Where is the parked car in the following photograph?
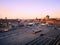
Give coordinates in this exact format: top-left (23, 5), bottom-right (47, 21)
top-left (0, 27), bottom-right (10, 32)
top-left (32, 29), bottom-right (42, 34)
top-left (26, 23), bottom-right (35, 26)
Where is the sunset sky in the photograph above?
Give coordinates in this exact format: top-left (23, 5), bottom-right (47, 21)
top-left (0, 0), bottom-right (60, 19)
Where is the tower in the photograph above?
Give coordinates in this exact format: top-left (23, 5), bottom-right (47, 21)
top-left (45, 15), bottom-right (49, 20)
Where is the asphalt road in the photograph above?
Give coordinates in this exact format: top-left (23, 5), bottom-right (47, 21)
top-left (0, 25), bottom-right (60, 45)
top-left (0, 26), bottom-right (41, 45)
